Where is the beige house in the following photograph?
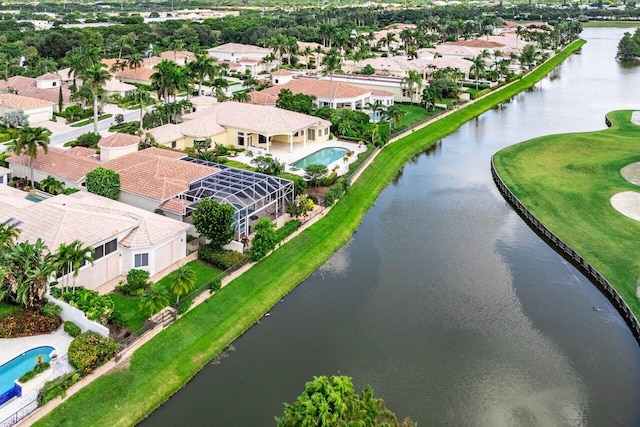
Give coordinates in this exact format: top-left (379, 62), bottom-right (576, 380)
top-left (0, 94), bottom-right (54, 124)
top-left (0, 190), bottom-right (189, 292)
top-left (0, 73), bottom-right (73, 113)
top-left (150, 101), bottom-right (331, 153)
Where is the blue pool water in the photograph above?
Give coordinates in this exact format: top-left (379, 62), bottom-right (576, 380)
top-left (0, 346), bottom-right (54, 396)
top-left (290, 147), bottom-right (349, 169)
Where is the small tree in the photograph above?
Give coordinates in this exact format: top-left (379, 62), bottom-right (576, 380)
top-left (304, 164), bottom-right (328, 187)
top-left (86, 167), bottom-right (120, 200)
top-left (286, 194), bottom-right (313, 219)
top-left (192, 199), bottom-right (235, 249)
top-left (2, 110), bottom-right (29, 128)
top-left (64, 104), bottom-right (83, 123)
top-left (139, 282), bottom-right (170, 317)
top-left (249, 218), bottom-right (277, 261)
top-left (169, 265), bottom-right (196, 303)
top-left (276, 376), bottom-right (416, 427)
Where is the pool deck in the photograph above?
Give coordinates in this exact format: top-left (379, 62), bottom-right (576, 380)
top-left (0, 328), bottom-right (74, 421)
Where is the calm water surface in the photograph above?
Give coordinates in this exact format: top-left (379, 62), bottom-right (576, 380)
top-left (143, 28), bottom-right (640, 426)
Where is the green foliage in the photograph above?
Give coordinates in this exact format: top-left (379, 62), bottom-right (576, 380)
top-left (286, 195), bottom-right (313, 219)
top-left (40, 301), bottom-right (62, 318)
top-left (64, 321), bottom-right (82, 338)
top-left (304, 164), bottom-right (329, 186)
top-left (251, 154), bottom-right (286, 176)
top-left (18, 362), bottom-right (51, 383)
top-left (85, 167), bottom-right (120, 200)
top-left (276, 375), bottom-right (415, 427)
top-left (117, 269), bottom-right (150, 296)
top-left (177, 298), bottom-right (193, 315)
top-left (192, 199), bottom-right (235, 249)
top-left (249, 218), bottom-right (277, 261)
top-left (0, 311), bottom-right (62, 338)
top-left (38, 372), bottom-right (82, 407)
top-left (169, 266), bottom-right (196, 303)
top-left (278, 173), bottom-right (307, 196)
top-left (2, 110), bottom-right (29, 128)
top-left (617, 29), bottom-right (640, 62)
top-left (317, 171), bottom-right (338, 187)
top-left (68, 331), bottom-right (119, 376)
top-left (59, 288), bottom-right (114, 325)
top-left (139, 283), bottom-right (170, 318)
top-left (276, 88), bottom-right (316, 115)
top-left (208, 278), bottom-right (222, 293)
top-left (198, 246), bottom-right (249, 270)
top-left (108, 121), bottom-right (140, 135)
top-left (74, 132), bottom-right (101, 148)
top-left (274, 220), bottom-right (301, 242)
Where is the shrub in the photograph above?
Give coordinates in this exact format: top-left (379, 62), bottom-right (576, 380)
top-left (324, 185), bottom-right (344, 207)
top-left (40, 301), bottom-right (62, 318)
top-left (38, 372), bottom-right (82, 406)
top-left (64, 321), bottom-right (82, 337)
top-left (249, 218), bottom-right (277, 261)
top-left (0, 311), bottom-right (62, 338)
top-left (85, 167), bottom-right (120, 200)
top-left (278, 173), bottom-right (307, 196)
top-left (68, 332), bottom-right (119, 376)
top-left (208, 278), bottom-right (221, 292)
top-left (198, 246), bottom-right (249, 270)
top-left (192, 199), bottom-right (235, 249)
top-left (59, 288), bottom-right (114, 325)
top-left (18, 362), bottom-right (50, 383)
top-left (116, 269), bottom-right (149, 296)
top-left (274, 220), bottom-right (301, 242)
top-left (177, 298), bottom-right (192, 315)
top-left (317, 172), bottom-right (338, 187)
top-left (74, 132), bottom-right (101, 148)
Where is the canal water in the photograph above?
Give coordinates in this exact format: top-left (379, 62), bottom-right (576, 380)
top-left (143, 28), bottom-right (640, 426)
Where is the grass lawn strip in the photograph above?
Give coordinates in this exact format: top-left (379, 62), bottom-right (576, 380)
top-left (493, 110), bottom-right (640, 318)
top-left (34, 40), bottom-right (585, 427)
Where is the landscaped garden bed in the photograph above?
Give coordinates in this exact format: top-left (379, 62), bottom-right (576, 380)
top-left (0, 310), bottom-right (62, 338)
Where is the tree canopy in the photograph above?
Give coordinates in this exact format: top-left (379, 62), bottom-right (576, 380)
top-left (617, 29), bottom-right (640, 62)
top-left (192, 199), bottom-right (236, 249)
top-left (276, 375), bottom-right (415, 427)
top-left (86, 167), bottom-right (120, 200)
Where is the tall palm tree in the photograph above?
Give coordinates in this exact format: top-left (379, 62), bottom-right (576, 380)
top-left (385, 104), bottom-right (405, 137)
top-left (302, 46), bottom-right (313, 69)
top-left (151, 59), bottom-right (177, 102)
top-left (169, 265), bottom-right (195, 303)
top-left (189, 53), bottom-right (216, 96)
top-left (139, 283), bottom-right (170, 317)
top-left (127, 53), bottom-right (144, 84)
top-left (401, 70), bottom-right (422, 105)
top-left (81, 63), bottom-right (110, 133)
top-left (321, 49), bottom-right (342, 108)
top-left (5, 239), bottom-right (54, 308)
top-left (285, 36), bottom-right (298, 66)
top-left (132, 87), bottom-right (151, 131)
top-left (268, 34), bottom-right (288, 69)
top-left (233, 91), bottom-right (250, 103)
top-left (13, 126), bottom-right (49, 187)
top-left (68, 240), bottom-right (94, 293)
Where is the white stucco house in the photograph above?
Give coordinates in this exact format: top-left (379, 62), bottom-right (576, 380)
top-left (0, 93), bottom-right (54, 124)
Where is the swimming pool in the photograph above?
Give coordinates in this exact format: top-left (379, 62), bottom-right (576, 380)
top-left (290, 147), bottom-right (349, 170)
top-left (0, 346), bottom-right (54, 405)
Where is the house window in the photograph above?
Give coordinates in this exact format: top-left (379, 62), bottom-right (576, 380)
top-left (0, 176), bottom-right (3, 184)
top-left (104, 239), bottom-right (117, 256)
top-left (237, 132), bottom-right (245, 146)
top-left (275, 78), bottom-right (279, 84)
top-left (93, 245), bottom-right (104, 260)
top-left (134, 253), bottom-right (149, 268)
top-left (171, 141), bottom-right (177, 148)
top-left (308, 129), bottom-right (315, 141)
top-left (258, 134), bottom-right (267, 145)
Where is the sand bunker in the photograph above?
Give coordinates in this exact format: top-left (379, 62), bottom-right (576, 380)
top-left (611, 191), bottom-right (640, 222)
top-left (632, 111), bottom-right (640, 126)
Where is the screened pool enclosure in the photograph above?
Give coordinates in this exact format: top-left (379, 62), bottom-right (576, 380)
top-left (181, 158), bottom-right (294, 240)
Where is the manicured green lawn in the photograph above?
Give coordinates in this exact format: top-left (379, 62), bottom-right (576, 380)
top-left (493, 109), bottom-right (640, 317)
top-left (110, 294), bottom-right (147, 332)
top-left (34, 40), bottom-right (585, 427)
top-left (70, 114), bottom-right (113, 128)
top-left (110, 260), bottom-right (221, 331)
top-left (0, 301), bottom-right (22, 317)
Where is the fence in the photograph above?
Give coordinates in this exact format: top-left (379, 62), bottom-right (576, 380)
top-left (491, 158), bottom-right (640, 344)
top-left (0, 398), bottom-right (37, 427)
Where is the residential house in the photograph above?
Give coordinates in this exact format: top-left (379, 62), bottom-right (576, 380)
top-left (0, 73), bottom-right (72, 113)
top-left (0, 94), bottom-right (54, 124)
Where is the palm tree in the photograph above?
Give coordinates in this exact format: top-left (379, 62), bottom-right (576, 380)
top-left (401, 70), bottom-right (422, 105)
top-left (169, 266), bottom-right (196, 303)
top-left (285, 36), bottom-right (298, 66)
top-left (127, 53), bottom-right (144, 84)
top-left (54, 240), bottom-right (93, 293)
top-left (189, 53), bottom-right (216, 96)
top-left (321, 49), bottom-right (342, 108)
top-left (39, 176), bottom-right (64, 195)
top-left (471, 54), bottom-right (486, 89)
top-left (385, 104), bottom-right (405, 136)
top-left (233, 91), bottom-right (250, 103)
top-left (151, 59), bottom-right (177, 102)
top-left (370, 122), bottom-right (382, 147)
top-left (379, 32), bottom-right (397, 54)
top-left (132, 87), bottom-right (151, 131)
top-left (268, 34), bottom-right (288, 69)
top-left (139, 282), bottom-right (170, 317)
top-left (81, 63), bottom-right (110, 134)
top-left (302, 46), bottom-right (313, 69)
top-left (13, 126), bottom-right (49, 187)
top-left (5, 239), bottom-right (54, 308)
top-left (0, 222), bottom-right (20, 249)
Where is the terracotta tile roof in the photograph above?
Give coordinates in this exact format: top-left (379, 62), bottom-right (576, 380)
top-left (6, 146), bottom-right (99, 183)
top-left (180, 119), bottom-right (226, 138)
top-left (160, 50), bottom-right (196, 61)
top-left (15, 86), bottom-right (72, 105)
top-left (271, 69), bottom-right (293, 76)
top-left (261, 79), bottom-right (371, 100)
top-left (0, 76), bottom-right (36, 92)
top-left (449, 39), bottom-right (506, 48)
top-left (98, 133), bottom-right (140, 148)
top-left (189, 96), bottom-right (217, 106)
top-left (0, 184), bottom-right (29, 200)
top-left (103, 77), bottom-right (136, 93)
top-left (371, 89), bottom-right (394, 97)
top-left (0, 191), bottom-right (189, 251)
top-left (238, 57), bottom-right (261, 64)
top-left (102, 58), bottom-right (155, 83)
top-left (0, 93), bottom-right (54, 110)
top-left (208, 43), bottom-right (271, 54)
top-left (104, 147), bottom-right (217, 201)
top-left (159, 197), bottom-right (191, 215)
top-left (182, 101), bottom-right (331, 135)
top-left (36, 72), bottom-right (60, 81)
top-left (147, 124), bottom-right (184, 145)
top-left (248, 91), bottom-right (278, 105)
top-left (56, 68), bottom-right (74, 81)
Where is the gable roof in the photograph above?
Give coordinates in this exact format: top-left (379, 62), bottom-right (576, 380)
top-left (7, 146), bottom-right (99, 183)
top-left (0, 93), bottom-right (55, 110)
top-left (37, 72), bottom-right (61, 81)
top-left (208, 43), bottom-right (271, 55)
top-left (98, 133), bottom-right (140, 148)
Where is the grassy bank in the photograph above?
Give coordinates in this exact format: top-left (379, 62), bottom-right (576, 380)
top-left (493, 109), bottom-right (640, 317)
top-left (35, 40), bottom-right (585, 427)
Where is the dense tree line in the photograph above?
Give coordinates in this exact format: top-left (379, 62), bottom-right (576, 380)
top-left (617, 29), bottom-right (640, 61)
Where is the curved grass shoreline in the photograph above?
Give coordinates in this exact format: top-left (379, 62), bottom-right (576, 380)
top-left (493, 110), bottom-right (640, 320)
top-left (34, 39), bottom-right (586, 427)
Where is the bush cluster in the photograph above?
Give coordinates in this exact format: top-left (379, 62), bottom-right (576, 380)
top-left (324, 177), bottom-right (351, 207)
top-left (316, 172), bottom-right (338, 187)
top-left (198, 246), bottom-right (249, 270)
top-left (108, 121), bottom-right (139, 135)
top-left (0, 311), bottom-right (62, 338)
top-left (38, 372), bottom-right (82, 406)
top-left (73, 132), bottom-right (101, 148)
top-left (68, 331), bottom-right (119, 376)
top-left (40, 301), bottom-right (62, 318)
top-left (274, 220), bottom-right (301, 242)
top-left (177, 298), bottom-right (193, 315)
top-left (116, 269), bottom-right (149, 296)
top-left (18, 362), bottom-right (50, 383)
top-left (59, 288), bottom-right (114, 325)
top-left (64, 321), bottom-right (82, 337)
top-left (249, 218), bottom-right (277, 262)
top-left (207, 278), bottom-right (222, 292)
